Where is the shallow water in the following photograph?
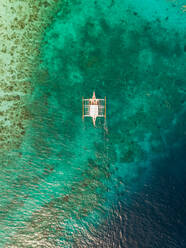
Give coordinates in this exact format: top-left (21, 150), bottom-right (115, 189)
top-left (0, 0), bottom-right (186, 247)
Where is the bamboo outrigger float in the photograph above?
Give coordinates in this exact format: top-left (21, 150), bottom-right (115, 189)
top-left (82, 91), bottom-right (106, 126)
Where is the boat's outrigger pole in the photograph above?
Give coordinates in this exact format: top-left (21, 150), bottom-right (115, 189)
top-left (105, 96), bottom-right (106, 120)
top-left (82, 96), bottom-right (84, 121)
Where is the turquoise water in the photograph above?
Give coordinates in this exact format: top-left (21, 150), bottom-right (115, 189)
top-left (0, 0), bottom-right (186, 247)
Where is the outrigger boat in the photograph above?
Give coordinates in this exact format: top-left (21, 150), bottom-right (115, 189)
top-left (82, 91), bottom-right (106, 126)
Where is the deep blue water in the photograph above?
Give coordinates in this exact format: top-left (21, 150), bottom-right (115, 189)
top-left (98, 142), bottom-right (186, 248)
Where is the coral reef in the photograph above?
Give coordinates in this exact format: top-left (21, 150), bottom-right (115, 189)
top-left (0, 0), bottom-right (61, 151)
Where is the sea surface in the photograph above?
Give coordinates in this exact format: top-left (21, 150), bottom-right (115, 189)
top-left (0, 0), bottom-right (186, 247)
